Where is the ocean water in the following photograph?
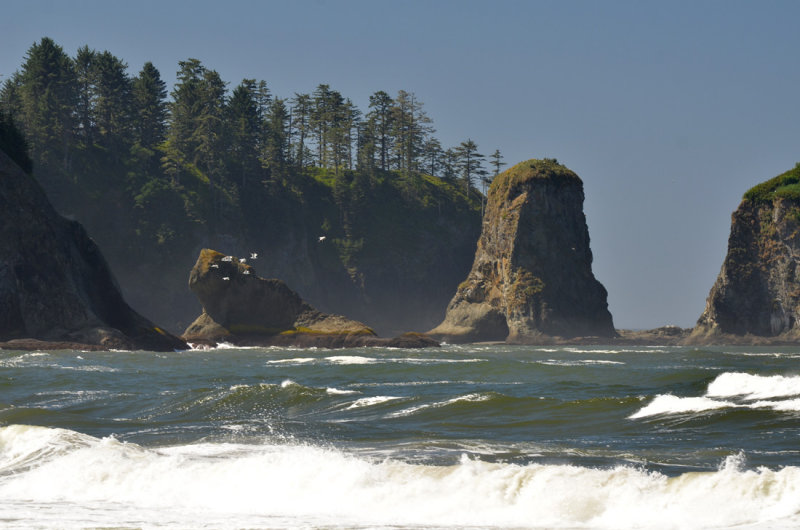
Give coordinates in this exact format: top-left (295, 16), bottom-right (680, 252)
top-left (2, 344), bottom-right (800, 529)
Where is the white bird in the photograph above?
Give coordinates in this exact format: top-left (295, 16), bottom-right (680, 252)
top-left (210, 264), bottom-right (219, 269)
top-left (250, 252), bottom-right (258, 260)
top-left (222, 256), bottom-right (233, 262)
top-left (222, 276), bottom-right (230, 281)
top-left (318, 236), bottom-right (326, 242)
top-left (243, 270), bottom-right (251, 275)
top-left (240, 258), bottom-right (246, 263)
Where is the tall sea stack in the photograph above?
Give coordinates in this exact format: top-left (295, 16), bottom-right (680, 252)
top-left (429, 159), bottom-right (615, 343)
top-left (0, 150), bottom-right (186, 351)
top-left (691, 164), bottom-right (800, 343)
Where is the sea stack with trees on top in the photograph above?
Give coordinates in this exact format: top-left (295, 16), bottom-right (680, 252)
top-left (429, 158), bottom-right (616, 343)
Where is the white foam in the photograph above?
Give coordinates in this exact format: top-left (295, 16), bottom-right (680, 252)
top-left (325, 355), bottom-right (374, 364)
top-left (749, 398), bottom-right (800, 412)
top-left (3, 425), bottom-right (800, 529)
top-left (344, 396), bottom-right (402, 410)
top-left (326, 387), bottom-right (359, 395)
top-left (266, 357), bottom-right (316, 365)
top-left (536, 359), bottom-right (625, 366)
top-left (707, 372), bottom-right (800, 400)
top-left (323, 356), bottom-right (485, 365)
top-left (389, 393), bottom-right (492, 418)
top-left (563, 348), bottom-right (627, 354)
top-left (629, 394), bottom-right (735, 419)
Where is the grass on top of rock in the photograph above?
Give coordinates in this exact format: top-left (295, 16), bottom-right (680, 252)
top-left (489, 158), bottom-right (580, 203)
top-left (744, 163), bottom-right (800, 203)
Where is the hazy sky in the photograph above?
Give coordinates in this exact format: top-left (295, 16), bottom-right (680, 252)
top-left (2, 0), bottom-right (799, 329)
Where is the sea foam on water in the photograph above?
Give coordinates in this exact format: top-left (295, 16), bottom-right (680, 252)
top-left (2, 424), bottom-right (800, 529)
top-left (630, 372), bottom-right (800, 418)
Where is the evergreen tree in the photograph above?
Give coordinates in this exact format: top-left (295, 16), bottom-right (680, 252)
top-left (343, 98), bottom-right (361, 171)
top-left (0, 112), bottom-right (33, 173)
top-left (17, 37), bottom-right (77, 173)
top-left (391, 90), bottom-right (433, 174)
top-left (291, 93), bottom-right (312, 168)
top-left (132, 62), bottom-right (168, 149)
top-left (489, 148), bottom-right (505, 179)
top-left (73, 45), bottom-right (97, 145)
top-left (356, 116), bottom-right (377, 173)
top-left (483, 148), bottom-right (505, 203)
top-left (454, 139), bottom-right (485, 193)
top-left (165, 58), bottom-right (205, 175)
top-left (311, 83), bottom-right (332, 167)
top-left (421, 137), bottom-right (443, 176)
top-left (441, 147), bottom-right (458, 181)
top-left (91, 50), bottom-right (132, 144)
top-left (367, 90), bottom-right (393, 171)
top-left (227, 79), bottom-right (263, 188)
top-left (263, 97), bottom-right (290, 179)
top-left (0, 73), bottom-right (23, 117)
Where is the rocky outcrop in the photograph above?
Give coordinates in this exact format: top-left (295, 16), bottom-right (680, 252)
top-left (0, 150), bottom-right (187, 351)
top-left (429, 159), bottom-right (615, 343)
top-left (690, 165), bottom-right (800, 344)
top-left (183, 249), bottom-right (438, 348)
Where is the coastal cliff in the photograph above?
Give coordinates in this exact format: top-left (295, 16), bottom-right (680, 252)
top-left (690, 164), bottom-right (800, 343)
top-left (429, 159), bottom-right (615, 343)
top-left (183, 249), bottom-right (438, 348)
top-left (0, 150), bottom-right (186, 351)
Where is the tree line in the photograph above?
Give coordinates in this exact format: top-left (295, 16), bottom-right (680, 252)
top-left (1, 38), bottom-right (506, 200)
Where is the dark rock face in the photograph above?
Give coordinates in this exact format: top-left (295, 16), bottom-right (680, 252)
top-left (429, 159), bottom-right (615, 343)
top-left (183, 249), bottom-right (438, 348)
top-left (0, 151), bottom-right (187, 351)
top-left (690, 195), bottom-right (800, 343)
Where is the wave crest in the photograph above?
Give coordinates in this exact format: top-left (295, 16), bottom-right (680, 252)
top-left (2, 425), bottom-right (800, 529)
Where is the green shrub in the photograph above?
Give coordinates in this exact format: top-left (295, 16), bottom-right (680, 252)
top-left (744, 164), bottom-right (800, 203)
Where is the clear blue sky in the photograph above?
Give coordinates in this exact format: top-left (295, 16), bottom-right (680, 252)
top-left (2, 0), bottom-right (799, 329)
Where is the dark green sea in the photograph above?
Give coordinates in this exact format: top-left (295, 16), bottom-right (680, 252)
top-left (2, 343), bottom-right (800, 528)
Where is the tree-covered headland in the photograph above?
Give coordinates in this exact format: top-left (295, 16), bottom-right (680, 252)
top-left (1, 37), bottom-right (502, 334)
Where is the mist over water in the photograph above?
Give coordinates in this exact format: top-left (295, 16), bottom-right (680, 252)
top-left (2, 344), bottom-right (800, 528)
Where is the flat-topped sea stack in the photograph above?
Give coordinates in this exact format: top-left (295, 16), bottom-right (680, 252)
top-left (429, 159), bottom-right (615, 344)
top-left (0, 150), bottom-right (187, 352)
top-left (183, 249), bottom-right (437, 348)
top-left (690, 164), bottom-right (800, 344)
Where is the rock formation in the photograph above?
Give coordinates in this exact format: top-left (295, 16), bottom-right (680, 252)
top-left (0, 150), bottom-right (187, 351)
top-left (690, 164), bottom-right (800, 344)
top-left (429, 159), bottom-right (615, 343)
top-left (183, 249), bottom-right (438, 348)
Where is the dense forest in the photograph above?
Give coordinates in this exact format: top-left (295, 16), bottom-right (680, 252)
top-left (0, 37), bottom-right (504, 334)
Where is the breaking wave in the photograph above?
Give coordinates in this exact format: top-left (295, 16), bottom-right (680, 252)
top-left (631, 372), bottom-right (800, 419)
top-left (1, 425), bottom-right (800, 529)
